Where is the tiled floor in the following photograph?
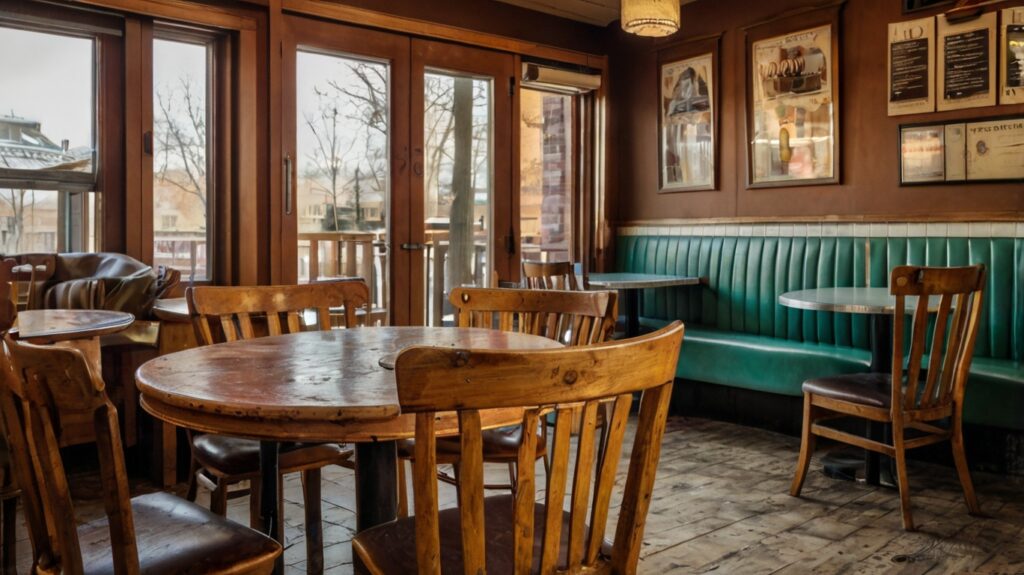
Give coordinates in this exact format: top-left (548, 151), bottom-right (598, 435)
top-left (13, 417), bottom-right (1024, 573)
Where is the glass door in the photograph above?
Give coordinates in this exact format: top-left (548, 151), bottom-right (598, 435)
top-left (282, 16), bottom-right (410, 324)
top-left (410, 40), bottom-right (514, 326)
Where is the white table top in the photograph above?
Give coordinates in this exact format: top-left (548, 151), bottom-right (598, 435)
top-left (779, 287), bottom-right (946, 315)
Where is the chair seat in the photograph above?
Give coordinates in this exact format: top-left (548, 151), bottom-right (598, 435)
top-left (396, 428), bottom-right (547, 463)
top-left (353, 494), bottom-right (608, 574)
top-left (79, 491), bottom-right (281, 575)
top-left (803, 372), bottom-right (892, 408)
top-left (192, 435), bottom-right (351, 477)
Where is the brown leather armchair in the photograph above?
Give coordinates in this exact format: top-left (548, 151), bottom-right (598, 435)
top-left (10, 252), bottom-right (179, 318)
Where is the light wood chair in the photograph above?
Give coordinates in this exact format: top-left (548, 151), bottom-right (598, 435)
top-left (354, 321), bottom-right (684, 574)
top-left (186, 279), bottom-right (369, 573)
top-left (790, 265), bottom-right (986, 531)
top-left (521, 261), bottom-right (581, 291)
top-left (0, 333), bottom-right (281, 574)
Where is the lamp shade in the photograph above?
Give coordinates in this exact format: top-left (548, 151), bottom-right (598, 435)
top-left (621, 0), bottom-right (680, 37)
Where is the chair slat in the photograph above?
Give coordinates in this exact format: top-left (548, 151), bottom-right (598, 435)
top-left (567, 400), bottom-right (599, 570)
top-left (286, 310), bottom-right (302, 334)
top-left (513, 410), bottom-right (540, 575)
top-left (585, 394), bottom-right (632, 565)
top-left (414, 412), bottom-right (441, 575)
top-left (219, 315), bottom-right (239, 342)
top-left (457, 410), bottom-right (486, 575)
top-left (237, 313), bottom-right (256, 340)
top-left (939, 292), bottom-right (969, 403)
top-left (540, 407), bottom-right (574, 574)
top-left (265, 312), bottom-right (283, 337)
top-left (921, 293), bottom-right (953, 408)
top-left (903, 291), bottom-right (932, 411)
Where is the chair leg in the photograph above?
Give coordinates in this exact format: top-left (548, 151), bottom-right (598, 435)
top-left (790, 394), bottom-right (817, 497)
top-left (249, 478), bottom-right (261, 529)
top-left (892, 419), bottom-right (914, 531)
top-left (185, 455), bottom-right (201, 501)
top-left (506, 462), bottom-right (517, 492)
top-left (397, 459), bottom-right (409, 518)
top-left (210, 481), bottom-right (228, 516)
top-left (302, 469), bottom-right (324, 575)
top-left (950, 421), bottom-right (981, 515)
top-left (1, 496), bottom-right (16, 575)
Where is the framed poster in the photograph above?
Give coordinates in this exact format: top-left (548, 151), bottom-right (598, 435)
top-left (1001, 7), bottom-right (1024, 105)
top-left (659, 36), bottom-right (719, 193)
top-left (746, 16), bottom-right (839, 187)
top-left (937, 11), bottom-right (997, 111)
top-left (965, 117), bottom-right (1024, 181)
top-left (902, 0), bottom-right (953, 14)
top-left (899, 124), bottom-right (945, 184)
top-left (888, 17), bottom-right (935, 116)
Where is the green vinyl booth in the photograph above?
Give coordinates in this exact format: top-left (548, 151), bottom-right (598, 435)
top-left (616, 230), bottom-right (1024, 431)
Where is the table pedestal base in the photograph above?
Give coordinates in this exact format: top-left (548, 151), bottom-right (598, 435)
top-left (354, 441), bottom-right (399, 532)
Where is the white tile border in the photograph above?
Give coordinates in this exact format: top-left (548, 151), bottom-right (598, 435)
top-left (617, 221), bottom-right (1024, 238)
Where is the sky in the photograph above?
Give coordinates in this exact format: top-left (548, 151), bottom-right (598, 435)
top-left (0, 27), bottom-right (94, 149)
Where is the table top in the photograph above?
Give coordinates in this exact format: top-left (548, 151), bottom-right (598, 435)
top-left (779, 287), bottom-right (946, 315)
top-left (152, 297), bottom-right (189, 322)
top-left (587, 272), bottom-right (703, 290)
top-left (136, 326), bottom-right (562, 442)
top-left (13, 309), bottom-right (135, 344)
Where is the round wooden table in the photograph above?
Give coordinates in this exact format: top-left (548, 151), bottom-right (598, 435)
top-left (587, 272), bottom-right (703, 337)
top-left (136, 326), bottom-right (561, 565)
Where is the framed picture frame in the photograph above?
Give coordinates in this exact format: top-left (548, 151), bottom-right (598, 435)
top-left (1000, 7), bottom-right (1024, 105)
top-left (937, 11), bottom-right (996, 111)
top-left (898, 115), bottom-right (1024, 185)
top-left (902, 0), bottom-right (954, 14)
top-left (745, 5), bottom-right (841, 188)
top-left (658, 34), bottom-right (720, 193)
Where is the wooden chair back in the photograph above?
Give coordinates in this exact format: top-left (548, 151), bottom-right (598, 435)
top-left (890, 265), bottom-right (986, 417)
top-left (522, 261), bottom-right (580, 291)
top-left (449, 287), bottom-right (616, 346)
top-left (0, 333), bottom-right (136, 574)
top-left (395, 321), bottom-right (683, 574)
top-left (187, 279), bottom-right (369, 345)
top-left (0, 259), bottom-right (17, 331)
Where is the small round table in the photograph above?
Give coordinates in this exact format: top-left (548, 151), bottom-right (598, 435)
top-left (779, 287), bottom-right (946, 485)
top-left (136, 326), bottom-right (561, 572)
top-left (587, 273), bottom-right (703, 337)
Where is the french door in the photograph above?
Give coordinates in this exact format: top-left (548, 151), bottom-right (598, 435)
top-left (282, 19), bottom-right (514, 326)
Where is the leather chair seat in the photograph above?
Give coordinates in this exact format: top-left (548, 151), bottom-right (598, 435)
top-left (79, 491), bottom-right (280, 574)
top-left (397, 427), bottom-right (547, 465)
top-left (802, 373), bottom-right (892, 408)
top-left (353, 494), bottom-right (608, 574)
top-left (192, 435), bottom-right (350, 477)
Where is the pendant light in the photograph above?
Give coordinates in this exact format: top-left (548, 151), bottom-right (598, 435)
top-left (621, 0), bottom-right (680, 37)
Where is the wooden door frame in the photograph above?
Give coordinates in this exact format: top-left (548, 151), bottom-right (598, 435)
top-left (410, 39), bottom-right (515, 325)
top-left (280, 14), bottom-right (411, 322)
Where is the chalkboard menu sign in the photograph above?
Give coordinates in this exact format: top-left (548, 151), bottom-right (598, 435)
top-left (888, 17), bottom-right (935, 115)
top-left (937, 12), bottom-right (996, 111)
top-left (1001, 7), bottom-right (1024, 105)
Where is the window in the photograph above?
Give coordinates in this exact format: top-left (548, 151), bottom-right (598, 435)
top-left (520, 88), bottom-right (572, 263)
top-left (153, 36), bottom-right (212, 280)
top-left (0, 24), bottom-right (99, 253)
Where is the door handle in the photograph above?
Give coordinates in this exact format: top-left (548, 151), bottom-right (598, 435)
top-left (400, 243), bottom-right (428, 251)
top-left (284, 155), bottom-right (294, 215)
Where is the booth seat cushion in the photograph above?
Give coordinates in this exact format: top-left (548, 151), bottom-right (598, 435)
top-left (961, 357), bottom-right (1024, 430)
top-left (641, 318), bottom-right (871, 396)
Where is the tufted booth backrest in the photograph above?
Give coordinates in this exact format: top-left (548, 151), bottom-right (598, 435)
top-left (616, 234), bottom-right (1024, 362)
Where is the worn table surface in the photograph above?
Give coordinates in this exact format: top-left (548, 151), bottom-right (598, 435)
top-left (12, 309), bottom-right (135, 344)
top-left (136, 326), bottom-right (562, 442)
top-left (587, 272), bottom-right (703, 290)
top-left (779, 287), bottom-right (947, 315)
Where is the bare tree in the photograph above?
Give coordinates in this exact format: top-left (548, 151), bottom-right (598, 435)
top-left (154, 76), bottom-right (208, 221)
top-left (0, 189), bottom-right (37, 253)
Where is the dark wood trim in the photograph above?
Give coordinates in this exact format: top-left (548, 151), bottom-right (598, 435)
top-left (235, 28), bottom-right (259, 285)
top-left (73, 0), bottom-right (257, 30)
top-left (618, 212), bottom-right (1024, 226)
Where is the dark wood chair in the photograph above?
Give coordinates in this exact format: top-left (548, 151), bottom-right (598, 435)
top-left (521, 261), bottom-right (580, 291)
top-left (790, 265), bottom-right (986, 531)
top-left (0, 259), bottom-right (19, 574)
top-left (354, 321), bottom-right (684, 574)
top-left (186, 279), bottom-right (369, 573)
top-left (0, 333), bottom-right (281, 574)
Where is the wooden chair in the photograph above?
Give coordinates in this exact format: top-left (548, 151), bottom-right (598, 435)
top-left (790, 265), bottom-right (986, 531)
top-left (0, 259), bottom-right (19, 574)
top-left (0, 333), bottom-right (281, 574)
top-left (354, 321), bottom-right (684, 574)
top-left (186, 279), bottom-right (369, 574)
top-left (396, 286), bottom-right (619, 503)
top-left (521, 261), bottom-right (580, 291)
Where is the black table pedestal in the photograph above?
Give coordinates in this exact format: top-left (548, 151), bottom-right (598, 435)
top-left (259, 441), bottom-right (284, 575)
top-left (354, 441), bottom-right (399, 532)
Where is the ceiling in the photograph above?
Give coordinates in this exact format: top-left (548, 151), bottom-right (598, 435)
top-left (495, 0), bottom-right (696, 27)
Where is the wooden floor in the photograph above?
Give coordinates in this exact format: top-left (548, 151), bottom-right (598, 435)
top-left (12, 417), bottom-right (1024, 574)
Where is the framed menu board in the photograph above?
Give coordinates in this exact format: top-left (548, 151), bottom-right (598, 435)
top-left (937, 12), bottom-right (997, 111)
top-left (965, 117), bottom-right (1024, 181)
top-left (899, 115), bottom-right (1024, 185)
top-left (888, 17), bottom-right (935, 116)
top-left (1001, 7), bottom-right (1024, 105)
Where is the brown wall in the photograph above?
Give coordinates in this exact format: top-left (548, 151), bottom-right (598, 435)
top-left (607, 0), bottom-right (1024, 222)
